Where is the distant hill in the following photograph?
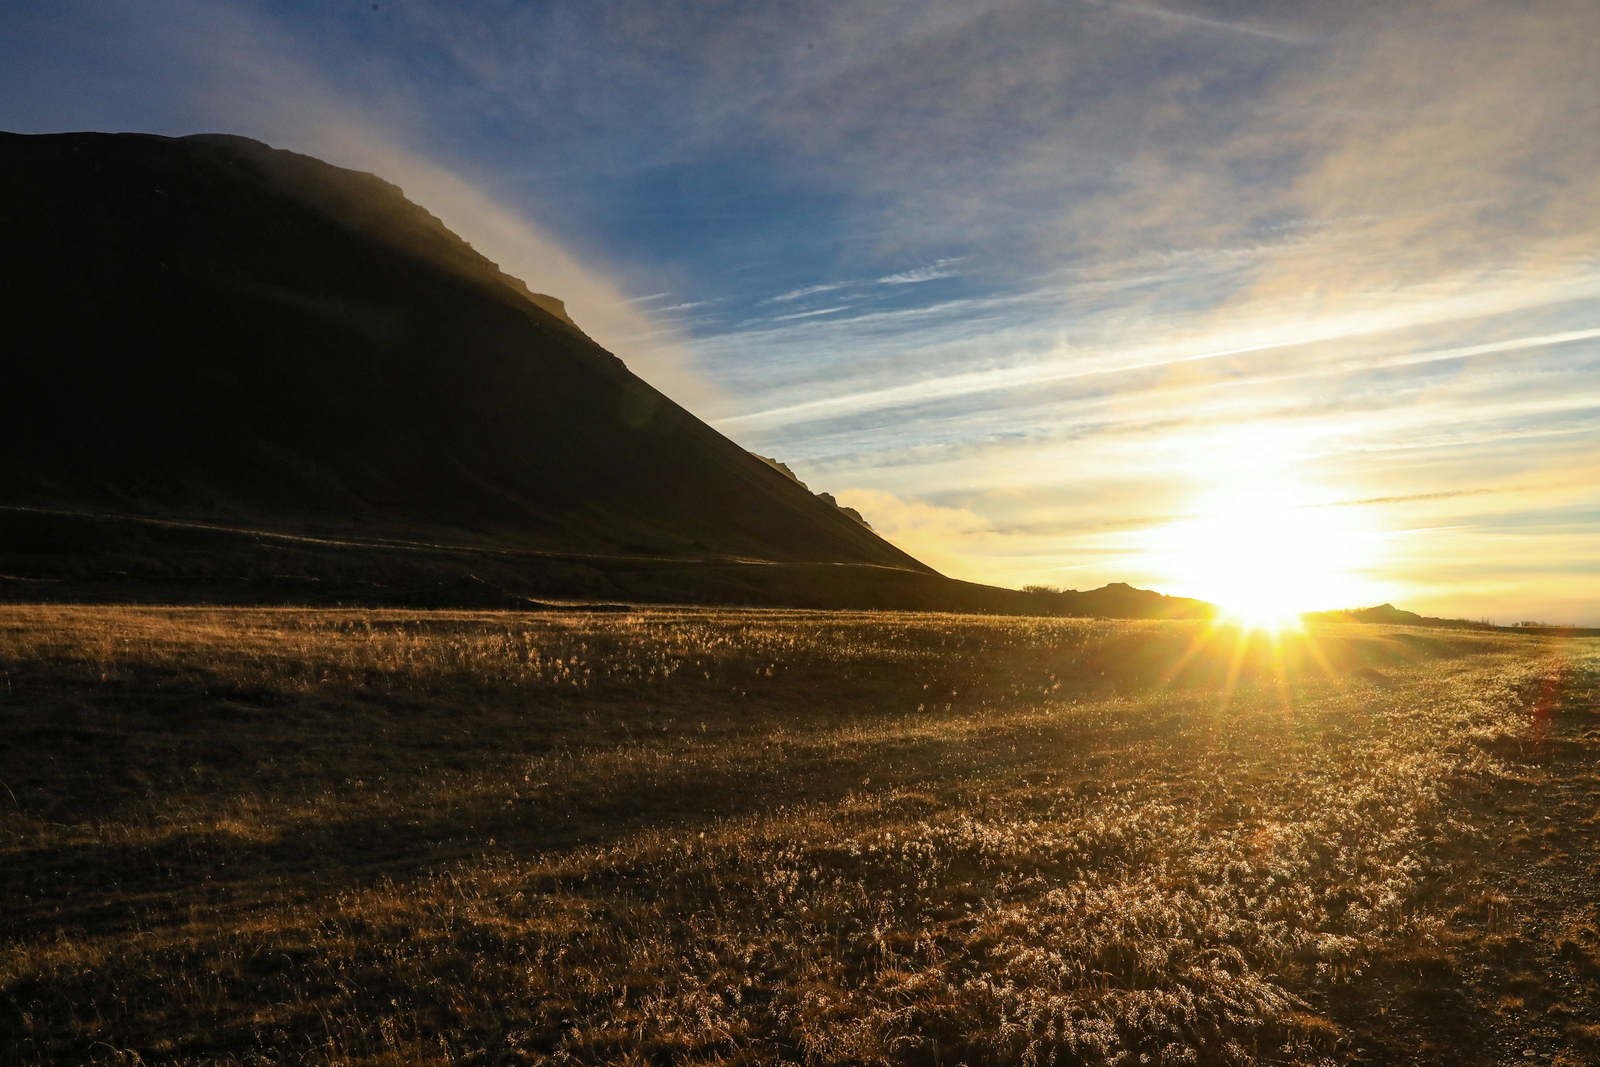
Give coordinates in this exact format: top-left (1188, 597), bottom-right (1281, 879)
top-left (1305, 604), bottom-right (1600, 636)
top-left (1313, 604), bottom-right (1466, 627)
top-left (1304, 603), bottom-right (1495, 629)
top-left (0, 131), bottom-right (1215, 617)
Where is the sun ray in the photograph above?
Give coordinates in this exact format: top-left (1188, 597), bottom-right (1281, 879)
top-left (1155, 616), bottom-right (1231, 689)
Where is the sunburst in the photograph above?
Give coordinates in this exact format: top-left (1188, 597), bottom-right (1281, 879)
top-left (1147, 485), bottom-right (1374, 630)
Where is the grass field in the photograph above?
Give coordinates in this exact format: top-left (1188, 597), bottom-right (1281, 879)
top-left (2, 606), bottom-right (1597, 1066)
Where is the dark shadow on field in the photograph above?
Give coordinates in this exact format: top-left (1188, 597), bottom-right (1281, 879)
top-left (0, 672), bottom-right (1090, 939)
top-left (0, 618), bottom-right (1513, 944)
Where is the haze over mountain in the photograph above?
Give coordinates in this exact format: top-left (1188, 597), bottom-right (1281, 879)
top-left (0, 130), bottom-right (1207, 617)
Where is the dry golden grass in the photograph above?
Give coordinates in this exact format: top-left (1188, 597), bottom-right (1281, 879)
top-left (0, 606), bottom-right (1592, 1065)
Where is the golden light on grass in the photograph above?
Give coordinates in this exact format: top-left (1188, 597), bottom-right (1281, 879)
top-left (1, 605), bottom-right (1593, 1065)
top-left (1147, 484), bottom-right (1375, 631)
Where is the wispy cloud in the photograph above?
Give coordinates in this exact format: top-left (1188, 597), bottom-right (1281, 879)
top-left (769, 304), bottom-right (856, 322)
top-left (1103, 2), bottom-right (1308, 45)
top-left (876, 258), bottom-right (965, 284)
top-left (718, 289), bottom-right (1600, 430)
top-left (1316, 483), bottom-right (1583, 509)
top-left (764, 282), bottom-right (854, 303)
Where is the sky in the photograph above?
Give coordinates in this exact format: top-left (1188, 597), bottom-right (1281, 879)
top-left (4, 0), bottom-right (1600, 623)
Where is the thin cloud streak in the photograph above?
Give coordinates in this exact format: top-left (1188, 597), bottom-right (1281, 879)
top-left (768, 304), bottom-right (855, 322)
top-left (876, 259), bottom-right (965, 284)
top-left (1317, 483), bottom-right (1585, 509)
top-left (764, 282), bottom-right (853, 303)
top-left (1104, 2), bottom-right (1308, 45)
top-left (718, 316), bottom-right (1600, 431)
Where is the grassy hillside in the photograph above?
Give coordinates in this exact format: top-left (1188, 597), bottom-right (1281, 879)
top-left (3, 607), bottom-right (1596, 1065)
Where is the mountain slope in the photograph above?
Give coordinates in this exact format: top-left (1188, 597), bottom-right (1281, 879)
top-left (0, 131), bottom-right (926, 573)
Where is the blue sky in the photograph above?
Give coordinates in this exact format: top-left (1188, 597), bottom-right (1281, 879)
top-left (5, 0), bottom-right (1600, 621)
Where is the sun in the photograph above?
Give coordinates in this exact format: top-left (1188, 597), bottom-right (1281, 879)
top-left (1152, 486), bottom-right (1372, 629)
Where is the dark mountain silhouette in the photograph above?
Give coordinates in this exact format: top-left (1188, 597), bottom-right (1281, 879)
top-left (0, 131), bottom-right (917, 563)
top-left (0, 130), bottom-right (1210, 617)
